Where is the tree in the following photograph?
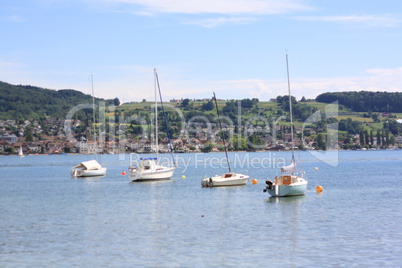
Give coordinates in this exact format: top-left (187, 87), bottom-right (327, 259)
top-left (113, 98), bottom-right (120, 106)
top-left (181, 98), bottom-right (190, 107)
top-left (201, 142), bottom-right (213, 152)
top-left (359, 130), bottom-right (365, 146)
top-left (364, 130), bottom-right (369, 146)
top-left (201, 101), bottom-right (214, 111)
top-left (390, 135), bottom-right (396, 146)
top-left (370, 130), bottom-right (374, 146)
top-left (376, 130), bottom-right (381, 146)
top-left (247, 133), bottom-right (265, 150)
top-left (317, 133), bottom-right (326, 150)
top-left (26, 133), bottom-right (33, 142)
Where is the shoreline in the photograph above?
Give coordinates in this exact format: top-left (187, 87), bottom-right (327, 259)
top-left (2, 147), bottom-right (400, 157)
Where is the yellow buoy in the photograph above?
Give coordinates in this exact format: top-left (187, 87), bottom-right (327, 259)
top-left (316, 185), bottom-right (323, 193)
top-left (181, 175), bottom-right (186, 179)
top-left (314, 167), bottom-right (319, 171)
top-left (251, 179), bottom-right (258, 185)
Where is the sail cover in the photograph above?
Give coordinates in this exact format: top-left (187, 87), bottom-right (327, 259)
top-left (281, 156), bottom-right (296, 173)
top-left (73, 160), bottom-right (102, 170)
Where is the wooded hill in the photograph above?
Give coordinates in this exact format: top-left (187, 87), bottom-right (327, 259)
top-left (316, 91), bottom-right (402, 112)
top-left (0, 81), bottom-right (116, 121)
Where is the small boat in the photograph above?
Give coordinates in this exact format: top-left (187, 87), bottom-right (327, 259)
top-left (18, 146), bottom-right (24, 158)
top-left (129, 69), bottom-right (176, 181)
top-left (71, 159), bottom-right (107, 177)
top-left (264, 156), bottom-right (307, 196)
top-left (71, 74), bottom-right (107, 177)
top-left (201, 172), bottom-right (249, 187)
top-left (129, 158), bottom-right (176, 181)
top-left (201, 92), bottom-right (249, 187)
top-left (263, 55), bottom-right (308, 197)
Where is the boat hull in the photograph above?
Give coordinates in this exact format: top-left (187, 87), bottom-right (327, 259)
top-left (131, 166), bottom-right (176, 181)
top-left (201, 173), bottom-right (249, 187)
top-left (266, 180), bottom-right (307, 197)
top-left (72, 167), bottom-right (107, 177)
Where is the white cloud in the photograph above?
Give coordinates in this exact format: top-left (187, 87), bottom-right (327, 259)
top-left (293, 14), bottom-right (402, 27)
top-left (97, 0), bottom-right (312, 15)
top-left (183, 17), bottom-right (256, 28)
top-left (247, 67), bottom-right (402, 100)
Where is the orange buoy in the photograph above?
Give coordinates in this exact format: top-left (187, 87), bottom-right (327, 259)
top-left (251, 179), bottom-right (258, 185)
top-left (316, 185), bottom-right (323, 193)
top-left (121, 171), bottom-right (126, 176)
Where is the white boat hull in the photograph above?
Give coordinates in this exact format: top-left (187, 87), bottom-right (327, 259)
top-left (201, 173), bottom-right (249, 187)
top-left (130, 166), bottom-right (176, 181)
top-left (72, 167), bottom-right (107, 177)
top-left (267, 183), bottom-right (307, 197)
top-left (265, 175), bottom-right (307, 197)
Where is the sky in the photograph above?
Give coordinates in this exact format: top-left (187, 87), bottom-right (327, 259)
top-left (1, 0), bottom-right (401, 103)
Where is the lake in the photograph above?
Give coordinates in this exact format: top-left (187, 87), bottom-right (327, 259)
top-left (1, 150), bottom-right (401, 267)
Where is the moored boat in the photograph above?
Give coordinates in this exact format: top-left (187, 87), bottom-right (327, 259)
top-left (71, 159), bottom-right (107, 177)
top-left (129, 69), bottom-right (176, 181)
top-left (263, 55), bottom-right (308, 197)
top-left (201, 92), bottom-right (249, 187)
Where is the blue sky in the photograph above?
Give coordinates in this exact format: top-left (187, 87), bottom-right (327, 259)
top-left (1, 0), bottom-right (401, 103)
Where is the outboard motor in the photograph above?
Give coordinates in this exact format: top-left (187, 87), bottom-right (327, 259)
top-left (263, 180), bottom-right (273, 192)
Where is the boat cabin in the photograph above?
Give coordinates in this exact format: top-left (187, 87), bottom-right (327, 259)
top-left (275, 175), bottom-right (296, 185)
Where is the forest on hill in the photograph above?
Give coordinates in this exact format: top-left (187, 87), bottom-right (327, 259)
top-left (0, 81), bottom-right (117, 121)
top-left (316, 91), bottom-right (402, 112)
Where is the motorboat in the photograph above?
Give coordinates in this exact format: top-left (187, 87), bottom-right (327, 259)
top-left (71, 159), bottom-right (107, 177)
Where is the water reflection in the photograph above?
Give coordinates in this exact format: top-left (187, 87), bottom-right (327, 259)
top-left (266, 194), bottom-right (306, 203)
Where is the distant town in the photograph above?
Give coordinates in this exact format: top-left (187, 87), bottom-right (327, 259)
top-left (1, 114), bottom-right (401, 156)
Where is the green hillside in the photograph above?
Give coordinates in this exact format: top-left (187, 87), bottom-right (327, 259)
top-left (0, 81), bottom-right (114, 121)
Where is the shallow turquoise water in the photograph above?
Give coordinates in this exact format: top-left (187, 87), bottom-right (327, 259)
top-left (1, 150), bottom-right (401, 267)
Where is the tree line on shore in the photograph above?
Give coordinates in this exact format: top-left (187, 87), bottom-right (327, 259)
top-left (1, 81), bottom-right (402, 151)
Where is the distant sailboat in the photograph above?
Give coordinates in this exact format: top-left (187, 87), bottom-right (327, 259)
top-left (18, 146), bottom-right (24, 158)
top-left (201, 92), bottom-right (249, 187)
top-left (71, 74), bottom-right (107, 177)
top-left (128, 69), bottom-right (176, 181)
top-left (263, 55), bottom-right (308, 196)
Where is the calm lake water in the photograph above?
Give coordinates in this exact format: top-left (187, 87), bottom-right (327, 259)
top-left (1, 150), bottom-right (401, 267)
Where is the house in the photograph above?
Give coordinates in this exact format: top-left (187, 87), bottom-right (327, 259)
top-left (0, 134), bottom-right (18, 144)
top-left (26, 142), bottom-right (44, 153)
top-left (0, 139), bottom-right (9, 153)
top-left (46, 142), bottom-right (64, 154)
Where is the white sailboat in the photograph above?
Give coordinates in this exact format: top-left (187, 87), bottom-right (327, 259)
top-left (201, 92), bottom-right (249, 187)
top-left (71, 74), bottom-right (107, 177)
top-left (129, 69), bottom-right (176, 181)
top-left (264, 55), bottom-right (307, 197)
top-left (18, 146), bottom-right (24, 157)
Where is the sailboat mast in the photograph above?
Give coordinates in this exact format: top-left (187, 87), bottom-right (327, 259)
top-left (213, 92), bottom-right (232, 173)
top-left (286, 54), bottom-right (295, 157)
top-left (91, 74), bottom-right (97, 159)
top-left (155, 69), bottom-right (177, 167)
top-left (154, 69), bottom-right (159, 160)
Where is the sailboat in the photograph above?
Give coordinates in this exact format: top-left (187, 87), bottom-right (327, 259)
top-left (18, 146), bottom-right (24, 157)
top-left (71, 74), bottom-right (107, 177)
top-left (201, 93), bottom-right (249, 187)
top-left (263, 55), bottom-right (308, 196)
top-left (129, 69), bottom-right (176, 181)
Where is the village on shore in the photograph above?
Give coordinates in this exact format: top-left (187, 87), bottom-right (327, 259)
top-left (1, 117), bottom-right (401, 156)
